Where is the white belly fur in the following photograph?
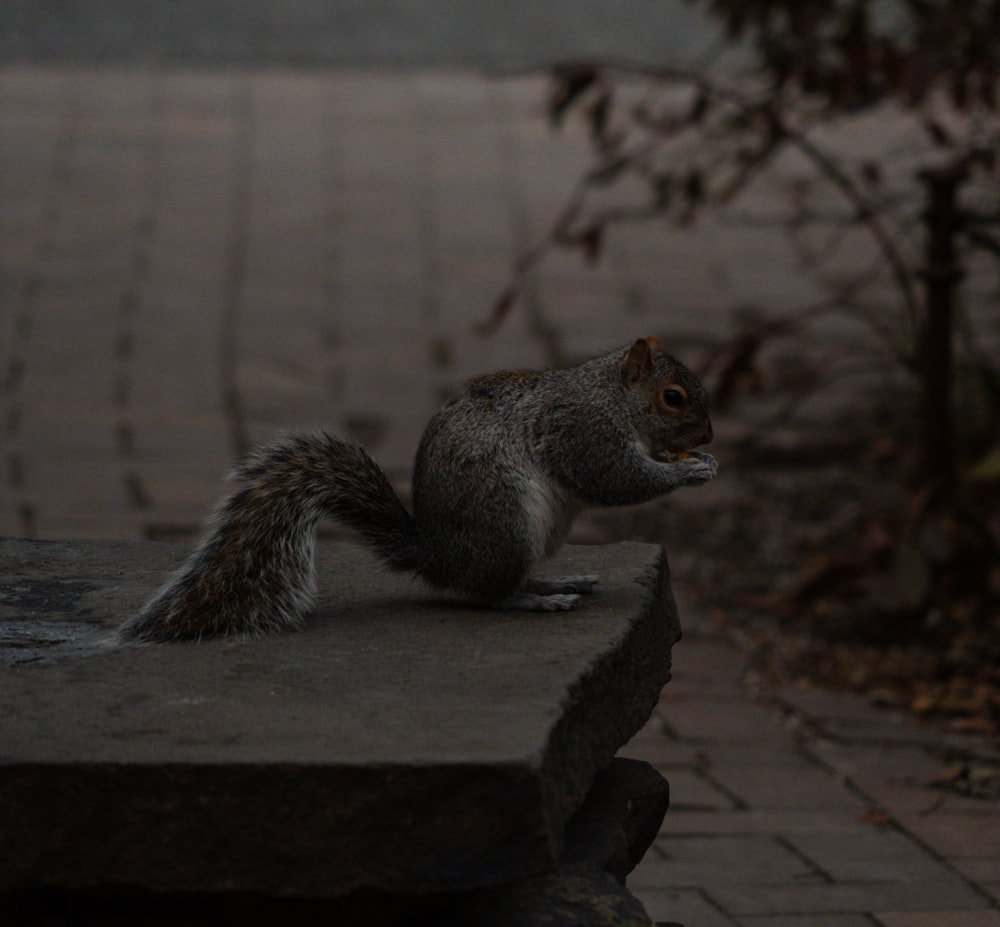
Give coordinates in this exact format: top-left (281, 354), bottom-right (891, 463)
top-left (521, 470), bottom-right (581, 563)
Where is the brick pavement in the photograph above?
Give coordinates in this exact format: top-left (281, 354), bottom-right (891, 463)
top-left (2, 65), bottom-right (998, 925)
top-left (1, 63), bottom-right (834, 542)
top-left (622, 636), bottom-right (1000, 925)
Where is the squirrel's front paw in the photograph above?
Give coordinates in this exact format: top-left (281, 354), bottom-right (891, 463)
top-left (675, 451), bottom-right (718, 484)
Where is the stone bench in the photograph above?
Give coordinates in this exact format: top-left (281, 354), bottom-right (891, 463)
top-left (0, 538), bottom-right (680, 925)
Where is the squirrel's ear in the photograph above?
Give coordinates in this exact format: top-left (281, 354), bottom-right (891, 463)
top-left (622, 336), bottom-right (660, 384)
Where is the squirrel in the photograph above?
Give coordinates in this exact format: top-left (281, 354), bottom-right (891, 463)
top-left (120, 336), bottom-right (717, 642)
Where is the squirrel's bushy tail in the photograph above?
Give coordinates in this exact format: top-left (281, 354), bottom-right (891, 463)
top-left (238, 432), bottom-right (421, 572)
top-left (120, 432), bottom-right (420, 642)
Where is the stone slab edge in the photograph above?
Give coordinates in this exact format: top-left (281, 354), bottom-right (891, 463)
top-left (0, 539), bottom-right (678, 897)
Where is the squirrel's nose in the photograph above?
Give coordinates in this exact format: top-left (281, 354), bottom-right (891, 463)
top-left (699, 423), bottom-right (713, 446)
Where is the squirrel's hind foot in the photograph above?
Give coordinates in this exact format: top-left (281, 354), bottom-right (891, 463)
top-left (523, 575), bottom-right (599, 596)
top-left (500, 575), bottom-right (599, 610)
top-left (502, 591), bottom-right (582, 612)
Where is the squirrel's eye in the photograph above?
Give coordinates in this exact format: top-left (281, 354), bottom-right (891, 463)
top-left (662, 388), bottom-right (686, 409)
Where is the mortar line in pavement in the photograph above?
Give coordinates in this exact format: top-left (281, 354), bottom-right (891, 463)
top-left (771, 832), bottom-right (837, 885)
top-left (2, 70), bottom-right (82, 538)
top-left (113, 71), bottom-right (165, 517)
top-left (694, 764), bottom-right (749, 811)
top-left (319, 80), bottom-right (345, 410)
top-left (408, 81), bottom-right (444, 331)
top-left (219, 74), bottom-right (254, 461)
top-left (404, 77), bottom-right (457, 428)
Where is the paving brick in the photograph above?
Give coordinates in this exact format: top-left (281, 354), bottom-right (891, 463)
top-left (808, 741), bottom-right (951, 793)
top-left (874, 912), bottom-right (1000, 927)
top-left (661, 640), bottom-right (752, 693)
top-left (657, 694), bottom-right (792, 745)
top-left (774, 684), bottom-right (893, 725)
top-left (807, 740), bottom-right (998, 825)
top-left (948, 858), bottom-right (1000, 884)
top-left (660, 768), bottom-right (740, 812)
top-left (796, 694), bottom-right (988, 748)
top-left (739, 916), bottom-right (875, 927)
top-left (631, 834), bottom-right (823, 889)
top-left (684, 739), bottom-right (811, 769)
top-left (710, 878), bottom-right (991, 916)
top-left (617, 732), bottom-right (707, 769)
top-left (659, 808), bottom-right (922, 838)
top-left (705, 762), bottom-right (869, 813)
top-left (781, 828), bottom-right (960, 884)
top-left (897, 812), bottom-right (1000, 859)
top-left (34, 513), bottom-right (143, 542)
top-left (633, 887), bottom-right (738, 927)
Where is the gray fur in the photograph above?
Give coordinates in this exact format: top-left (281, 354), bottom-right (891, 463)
top-left (123, 339), bottom-right (716, 641)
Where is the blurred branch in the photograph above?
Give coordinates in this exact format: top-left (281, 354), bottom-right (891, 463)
top-left (487, 59), bottom-right (929, 332)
